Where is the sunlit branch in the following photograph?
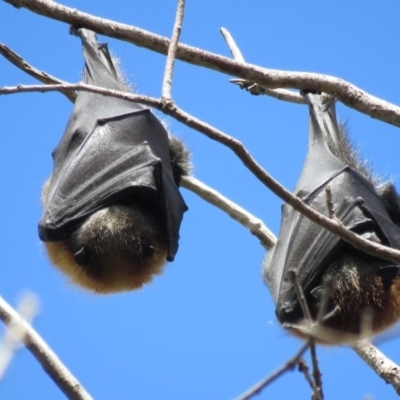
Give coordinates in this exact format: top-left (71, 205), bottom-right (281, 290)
top-left (0, 42), bottom-right (77, 102)
top-left (2, 82), bottom-right (400, 267)
top-left (161, 0), bottom-right (185, 101)
top-left (353, 341), bottom-right (400, 395)
top-left (4, 0), bottom-right (400, 127)
top-left (181, 176), bottom-right (276, 250)
top-left (0, 295), bottom-right (93, 400)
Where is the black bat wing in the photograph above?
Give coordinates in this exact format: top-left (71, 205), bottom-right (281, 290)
top-left (267, 92), bottom-right (400, 322)
top-left (39, 29), bottom-right (187, 261)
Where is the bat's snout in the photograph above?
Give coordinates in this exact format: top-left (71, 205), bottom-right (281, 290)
top-left (276, 301), bottom-right (303, 325)
top-left (38, 219), bottom-right (65, 242)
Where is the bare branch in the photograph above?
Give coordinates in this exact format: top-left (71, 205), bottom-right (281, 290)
top-left (0, 42), bottom-right (77, 102)
top-left (297, 359), bottom-right (315, 391)
top-left (353, 342), bottom-right (400, 395)
top-left (220, 27), bottom-right (245, 62)
top-left (288, 272), bottom-right (323, 399)
top-left (0, 293), bottom-right (39, 380)
top-left (325, 186), bottom-right (335, 219)
top-left (289, 270), bottom-right (312, 322)
top-left (0, 295), bottom-right (93, 400)
top-left (4, 0), bottom-right (400, 127)
top-left (2, 82), bottom-right (400, 268)
top-left (234, 342), bottom-right (309, 400)
top-left (162, 0), bottom-right (185, 101)
top-left (181, 176), bottom-right (276, 250)
top-left (309, 341), bottom-right (323, 400)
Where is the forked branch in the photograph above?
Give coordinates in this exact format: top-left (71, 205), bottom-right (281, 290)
top-left (4, 0), bottom-right (400, 127)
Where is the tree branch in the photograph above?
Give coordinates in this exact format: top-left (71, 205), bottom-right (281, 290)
top-left (235, 342), bottom-right (309, 400)
top-left (181, 176), bottom-right (276, 250)
top-left (0, 42), bottom-right (77, 102)
top-left (2, 82), bottom-right (400, 268)
top-left (0, 293), bottom-right (39, 380)
top-left (0, 295), bottom-right (93, 400)
top-left (220, 27), bottom-right (304, 104)
top-left (4, 0), bottom-right (400, 127)
top-left (220, 27), bottom-right (245, 63)
top-left (353, 341), bottom-right (400, 396)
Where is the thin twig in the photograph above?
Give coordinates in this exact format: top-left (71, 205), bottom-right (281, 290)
top-left (181, 176), bottom-right (276, 250)
top-left (309, 340), bottom-right (324, 400)
top-left (3, 0), bottom-right (400, 127)
top-left (2, 82), bottom-right (400, 267)
top-left (288, 272), bottom-right (324, 399)
top-left (0, 295), bottom-right (93, 400)
top-left (0, 42), bottom-right (77, 102)
top-left (289, 270), bottom-right (312, 322)
top-left (162, 0), bottom-right (185, 101)
top-left (353, 341), bottom-right (400, 395)
top-left (325, 186), bottom-right (336, 219)
top-left (297, 359), bottom-right (315, 391)
top-left (0, 293), bottom-right (39, 380)
top-left (220, 27), bottom-right (245, 62)
top-left (235, 342), bottom-right (310, 400)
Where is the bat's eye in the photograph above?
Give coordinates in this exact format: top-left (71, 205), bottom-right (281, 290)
top-left (74, 246), bottom-right (89, 266)
top-left (65, 129), bottom-right (87, 155)
top-left (141, 241), bottom-right (155, 257)
top-left (295, 189), bottom-right (309, 199)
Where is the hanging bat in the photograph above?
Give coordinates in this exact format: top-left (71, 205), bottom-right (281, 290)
top-left (263, 91), bottom-right (400, 343)
top-left (39, 27), bottom-right (190, 293)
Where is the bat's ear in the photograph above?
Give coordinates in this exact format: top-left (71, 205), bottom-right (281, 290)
top-left (377, 265), bottom-right (400, 290)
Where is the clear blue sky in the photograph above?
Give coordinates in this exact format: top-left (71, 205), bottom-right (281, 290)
top-left (1, 1), bottom-right (400, 399)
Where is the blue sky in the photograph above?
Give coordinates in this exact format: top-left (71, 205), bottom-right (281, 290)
top-left (1, 1), bottom-right (400, 399)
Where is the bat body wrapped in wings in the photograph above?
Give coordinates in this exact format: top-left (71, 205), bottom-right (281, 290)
top-left (39, 28), bottom-right (189, 293)
top-left (264, 92), bottom-right (400, 342)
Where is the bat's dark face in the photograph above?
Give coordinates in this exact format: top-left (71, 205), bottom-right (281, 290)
top-left (39, 28), bottom-right (189, 293)
top-left (264, 92), bottom-right (400, 344)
